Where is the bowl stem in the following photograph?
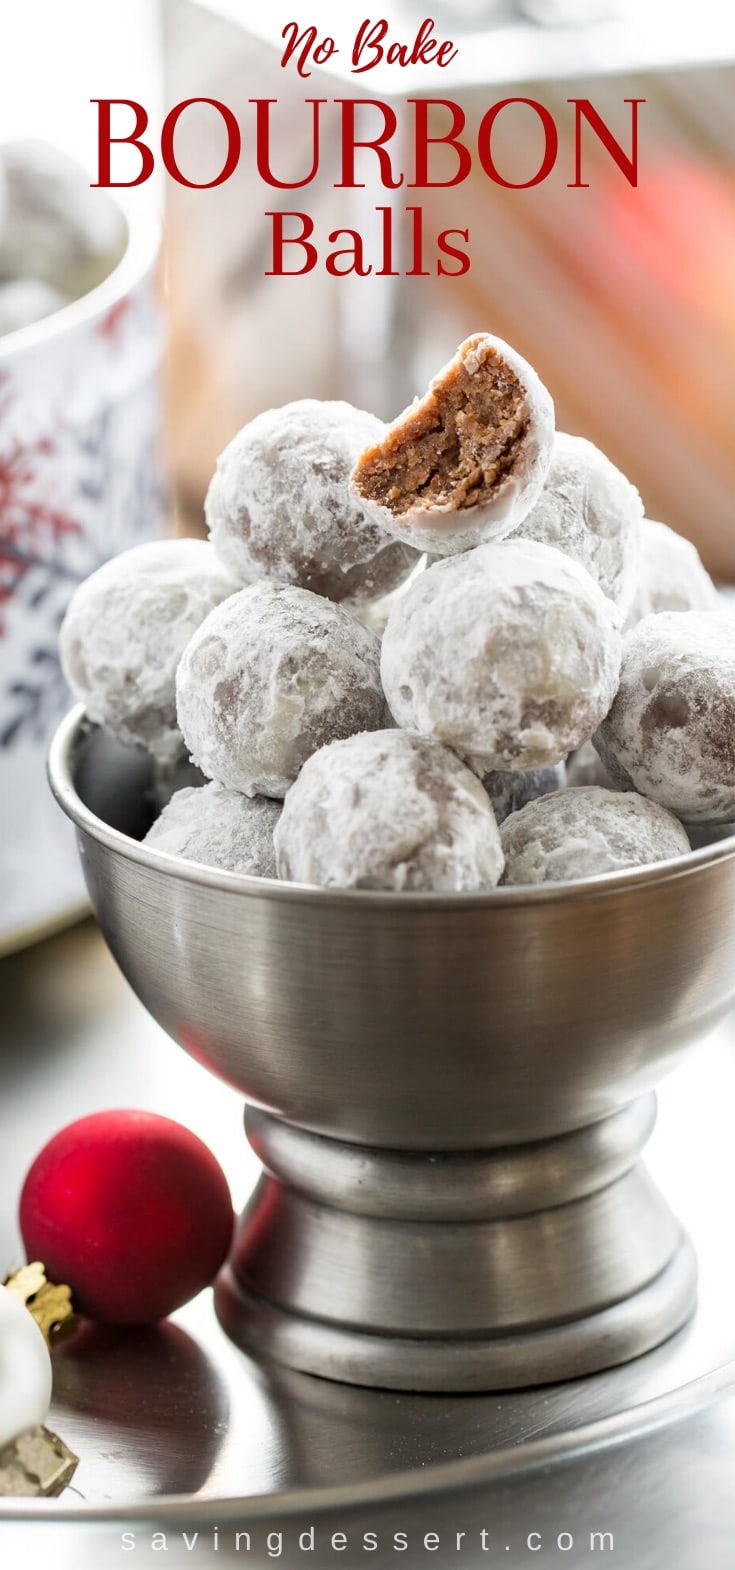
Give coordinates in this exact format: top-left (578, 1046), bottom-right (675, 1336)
top-left (215, 1096), bottom-right (697, 1393)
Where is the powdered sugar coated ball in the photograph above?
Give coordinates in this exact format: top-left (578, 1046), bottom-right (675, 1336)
top-left (501, 786), bottom-right (689, 885)
top-left (482, 763), bottom-right (566, 825)
top-left (514, 432), bottom-right (642, 611)
top-left (60, 540), bottom-right (237, 764)
top-left (176, 583), bottom-right (388, 798)
top-left (626, 517), bottom-right (719, 626)
top-left (594, 611), bottom-right (735, 823)
top-left (206, 400), bottom-right (418, 604)
top-left (350, 333), bottom-right (554, 556)
top-left (144, 782), bottom-right (279, 877)
top-left (381, 539), bottom-right (621, 771)
top-left (275, 730), bottom-right (504, 891)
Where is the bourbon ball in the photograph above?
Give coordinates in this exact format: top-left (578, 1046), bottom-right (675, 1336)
top-left (144, 782), bottom-right (280, 878)
top-left (350, 333), bottom-right (555, 556)
top-left (381, 539), bottom-right (621, 772)
top-left (594, 611), bottom-right (735, 823)
top-left (514, 432), bottom-right (642, 612)
top-left (176, 583), bottom-right (388, 799)
top-left (627, 517), bottom-right (719, 625)
top-left (275, 729), bottom-right (504, 892)
top-left (206, 400), bottom-right (418, 604)
top-left (501, 786), bottom-right (690, 885)
top-left (60, 539), bottom-right (237, 765)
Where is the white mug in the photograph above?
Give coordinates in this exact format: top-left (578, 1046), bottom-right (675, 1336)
top-left (0, 199), bottom-right (163, 953)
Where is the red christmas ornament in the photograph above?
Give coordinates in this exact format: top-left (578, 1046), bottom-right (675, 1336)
top-left (19, 1111), bottom-right (234, 1325)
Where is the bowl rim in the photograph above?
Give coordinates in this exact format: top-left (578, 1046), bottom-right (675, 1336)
top-left (48, 706), bottom-right (735, 911)
top-left (0, 190), bottom-right (160, 362)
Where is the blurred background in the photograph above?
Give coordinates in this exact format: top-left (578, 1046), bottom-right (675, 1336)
top-left (163, 0), bottom-right (735, 579)
top-left (1, 0), bottom-right (734, 951)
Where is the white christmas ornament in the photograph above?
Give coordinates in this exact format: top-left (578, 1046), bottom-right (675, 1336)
top-left (0, 1283), bottom-right (53, 1448)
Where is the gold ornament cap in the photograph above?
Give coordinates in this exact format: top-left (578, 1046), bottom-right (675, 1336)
top-left (0, 1426), bottom-right (78, 1498)
top-left (4, 1262), bottom-right (79, 1347)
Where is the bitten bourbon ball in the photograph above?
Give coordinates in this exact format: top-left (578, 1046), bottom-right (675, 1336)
top-left (594, 611), bottom-right (735, 824)
top-left (206, 400), bottom-right (418, 603)
top-left (381, 539), bottom-right (621, 771)
top-left (19, 1111), bottom-right (234, 1325)
top-left (350, 333), bottom-right (554, 556)
top-left (176, 583), bottom-right (388, 798)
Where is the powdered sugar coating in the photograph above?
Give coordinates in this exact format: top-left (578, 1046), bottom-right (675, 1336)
top-left (60, 539), bottom-right (237, 765)
top-left (206, 400), bottom-right (418, 603)
top-left (275, 730), bottom-right (504, 891)
top-left (349, 334), bottom-right (555, 556)
top-left (514, 432), bottom-right (642, 611)
top-left (626, 517), bottom-right (719, 626)
top-left (594, 612), bottom-right (735, 823)
top-left (144, 781), bottom-right (279, 877)
top-left (501, 786), bottom-right (689, 885)
top-left (381, 539), bottom-right (621, 771)
top-left (483, 763), bottom-right (566, 825)
top-left (176, 583), bottom-right (388, 798)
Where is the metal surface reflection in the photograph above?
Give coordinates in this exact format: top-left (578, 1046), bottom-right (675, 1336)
top-left (53, 1320), bottom-right (230, 1499)
top-left (1, 917), bottom-right (735, 1535)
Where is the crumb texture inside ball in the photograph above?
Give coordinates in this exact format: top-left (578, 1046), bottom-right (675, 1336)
top-left (275, 729), bottom-right (504, 892)
top-left (501, 786), bottom-right (690, 885)
top-left (353, 334), bottom-right (535, 518)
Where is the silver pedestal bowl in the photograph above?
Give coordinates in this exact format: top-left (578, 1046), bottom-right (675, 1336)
top-left (49, 707), bottom-right (735, 1393)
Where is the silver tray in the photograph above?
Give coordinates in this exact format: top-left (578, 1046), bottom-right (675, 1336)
top-left (2, 922), bottom-right (735, 1566)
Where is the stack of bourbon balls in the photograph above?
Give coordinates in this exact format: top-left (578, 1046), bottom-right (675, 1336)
top-left (60, 332), bottom-right (734, 893)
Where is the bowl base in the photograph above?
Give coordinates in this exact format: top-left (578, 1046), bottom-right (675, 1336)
top-left (214, 1098), bottom-right (698, 1393)
top-left (216, 1236), bottom-right (697, 1392)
